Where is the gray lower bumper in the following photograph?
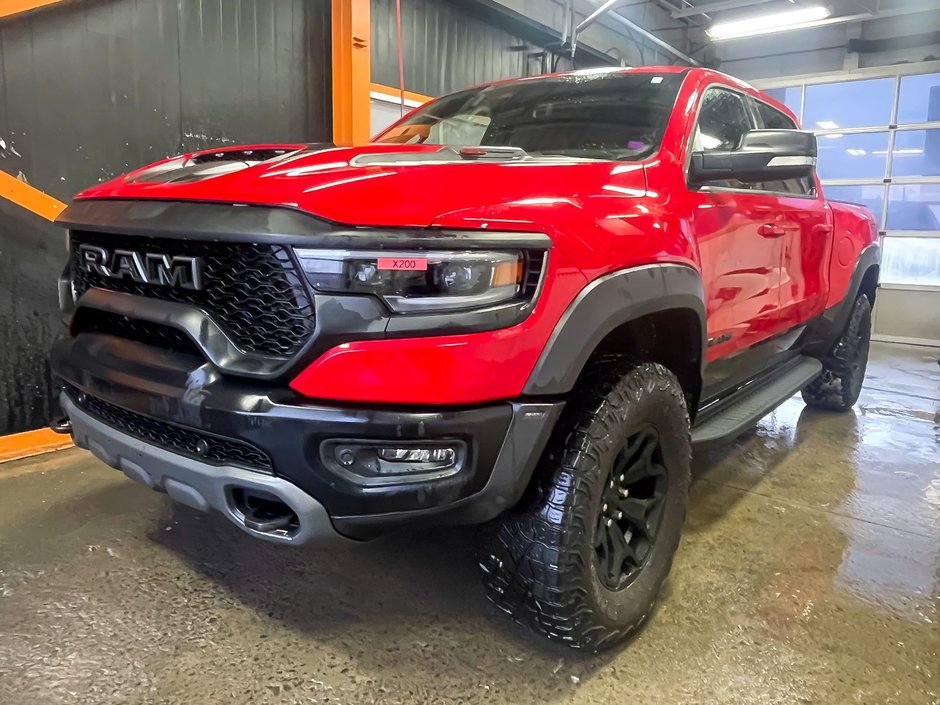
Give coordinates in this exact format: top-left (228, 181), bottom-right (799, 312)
top-left (62, 394), bottom-right (346, 546)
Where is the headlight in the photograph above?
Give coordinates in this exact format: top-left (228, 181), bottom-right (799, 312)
top-left (294, 248), bottom-right (534, 313)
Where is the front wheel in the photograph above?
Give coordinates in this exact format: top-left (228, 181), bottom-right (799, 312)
top-left (481, 362), bottom-right (691, 652)
top-left (802, 294), bottom-right (872, 411)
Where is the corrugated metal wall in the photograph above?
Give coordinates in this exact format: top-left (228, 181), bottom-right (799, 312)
top-left (0, 0), bottom-right (332, 436)
top-left (371, 0), bottom-right (545, 97)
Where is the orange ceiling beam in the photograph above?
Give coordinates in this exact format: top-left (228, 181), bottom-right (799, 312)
top-left (332, 0), bottom-right (372, 146)
top-left (0, 0), bottom-right (66, 20)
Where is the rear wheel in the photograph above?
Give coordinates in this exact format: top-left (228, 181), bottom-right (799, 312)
top-left (481, 362), bottom-right (691, 651)
top-left (802, 294), bottom-right (872, 411)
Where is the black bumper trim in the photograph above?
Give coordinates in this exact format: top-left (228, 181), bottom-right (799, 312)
top-left (51, 331), bottom-right (560, 522)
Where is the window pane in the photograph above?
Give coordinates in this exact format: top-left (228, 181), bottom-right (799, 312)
top-left (823, 184), bottom-right (885, 226)
top-left (762, 86), bottom-right (801, 121)
top-left (753, 99), bottom-right (797, 129)
top-left (886, 183), bottom-right (940, 231)
top-left (803, 78), bottom-right (895, 129)
top-left (695, 88), bottom-right (751, 151)
top-left (881, 237), bottom-right (940, 285)
top-left (897, 72), bottom-right (940, 124)
top-left (889, 129), bottom-right (940, 177)
top-left (815, 132), bottom-right (890, 180)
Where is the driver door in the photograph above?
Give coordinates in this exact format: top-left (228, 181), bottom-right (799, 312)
top-left (686, 87), bottom-right (788, 394)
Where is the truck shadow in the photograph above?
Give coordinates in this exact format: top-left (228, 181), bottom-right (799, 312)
top-left (145, 398), bottom-right (835, 688)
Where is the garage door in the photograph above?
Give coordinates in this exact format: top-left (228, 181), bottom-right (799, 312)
top-left (762, 65), bottom-right (940, 347)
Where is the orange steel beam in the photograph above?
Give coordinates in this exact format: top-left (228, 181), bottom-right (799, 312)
top-left (332, 0), bottom-right (371, 146)
top-left (0, 0), bottom-right (66, 20)
top-left (0, 169), bottom-right (66, 221)
top-left (0, 428), bottom-right (73, 465)
top-left (0, 170), bottom-right (68, 461)
top-left (369, 82), bottom-right (432, 107)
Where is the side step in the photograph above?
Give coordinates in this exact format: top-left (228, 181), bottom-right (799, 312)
top-left (691, 356), bottom-right (822, 450)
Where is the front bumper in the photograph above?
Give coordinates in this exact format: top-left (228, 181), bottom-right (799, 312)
top-left (52, 333), bottom-right (562, 544)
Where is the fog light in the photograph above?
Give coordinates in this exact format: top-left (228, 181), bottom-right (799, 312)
top-left (377, 447), bottom-right (456, 464)
top-left (322, 440), bottom-right (465, 486)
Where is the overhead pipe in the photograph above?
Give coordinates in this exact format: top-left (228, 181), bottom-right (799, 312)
top-left (609, 9), bottom-right (702, 65)
top-left (671, 0), bottom-right (777, 19)
top-left (570, 0), bottom-right (701, 66)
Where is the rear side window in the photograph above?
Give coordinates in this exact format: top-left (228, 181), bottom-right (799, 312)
top-left (751, 97), bottom-right (815, 196)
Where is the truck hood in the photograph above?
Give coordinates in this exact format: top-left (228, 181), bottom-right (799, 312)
top-left (74, 144), bottom-right (650, 229)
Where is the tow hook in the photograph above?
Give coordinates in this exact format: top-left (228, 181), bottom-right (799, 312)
top-left (49, 416), bottom-right (72, 435)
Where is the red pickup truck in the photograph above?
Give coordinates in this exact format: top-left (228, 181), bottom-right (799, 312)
top-left (51, 66), bottom-right (879, 651)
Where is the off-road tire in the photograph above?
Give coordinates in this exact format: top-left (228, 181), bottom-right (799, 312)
top-left (481, 362), bottom-right (691, 652)
top-left (802, 294), bottom-right (872, 411)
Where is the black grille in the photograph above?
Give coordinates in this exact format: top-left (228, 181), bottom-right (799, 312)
top-left (71, 309), bottom-right (202, 357)
top-left (522, 251), bottom-right (546, 297)
top-left (70, 231), bottom-right (315, 357)
top-left (65, 386), bottom-right (273, 473)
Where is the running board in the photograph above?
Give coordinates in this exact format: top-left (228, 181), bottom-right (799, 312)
top-left (692, 356), bottom-right (823, 450)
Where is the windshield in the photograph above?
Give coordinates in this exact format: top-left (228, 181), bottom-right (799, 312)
top-left (374, 71), bottom-right (685, 161)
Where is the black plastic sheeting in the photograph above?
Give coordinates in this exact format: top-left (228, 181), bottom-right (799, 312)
top-left (0, 0), bottom-right (332, 435)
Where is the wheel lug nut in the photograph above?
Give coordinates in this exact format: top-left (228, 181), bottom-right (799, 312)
top-left (602, 504), bottom-right (608, 513)
top-left (619, 488), bottom-right (629, 497)
top-left (616, 511), bottom-right (623, 520)
top-left (619, 474), bottom-right (625, 482)
top-left (606, 518), bottom-right (614, 527)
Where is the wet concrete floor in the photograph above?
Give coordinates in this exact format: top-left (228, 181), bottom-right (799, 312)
top-left (1, 342), bottom-right (938, 705)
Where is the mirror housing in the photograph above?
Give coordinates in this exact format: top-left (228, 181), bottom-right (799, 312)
top-left (689, 129), bottom-right (817, 184)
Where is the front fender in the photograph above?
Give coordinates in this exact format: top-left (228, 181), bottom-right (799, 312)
top-left (523, 263), bottom-right (706, 395)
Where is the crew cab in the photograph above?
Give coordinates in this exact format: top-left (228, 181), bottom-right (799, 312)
top-left (51, 66), bottom-right (880, 651)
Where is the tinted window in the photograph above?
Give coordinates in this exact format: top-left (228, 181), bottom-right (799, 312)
top-left (690, 88), bottom-right (754, 190)
top-left (754, 100), bottom-right (797, 130)
top-left (751, 98), bottom-right (814, 195)
top-left (374, 71), bottom-right (685, 161)
top-left (694, 88), bottom-right (751, 152)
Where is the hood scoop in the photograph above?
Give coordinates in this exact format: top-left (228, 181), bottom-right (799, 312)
top-left (352, 145), bottom-right (528, 167)
top-left (127, 146), bottom-right (303, 185)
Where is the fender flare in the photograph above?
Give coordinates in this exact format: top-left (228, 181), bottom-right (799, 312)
top-left (523, 264), bottom-right (707, 395)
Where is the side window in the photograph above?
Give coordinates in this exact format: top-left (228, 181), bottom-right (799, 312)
top-left (693, 88), bottom-right (752, 152)
top-left (751, 98), bottom-right (815, 196)
top-left (691, 87), bottom-right (754, 189)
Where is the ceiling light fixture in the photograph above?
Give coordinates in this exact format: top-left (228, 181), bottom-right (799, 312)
top-left (707, 5), bottom-right (831, 40)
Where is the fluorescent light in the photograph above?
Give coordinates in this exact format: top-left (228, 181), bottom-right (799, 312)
top-left (872, 148), bottom-right (924, 155)
top-left (707, 5), bottom-right (831, 40)
top-left (816, 120), bottom-right (840, 130)
top-left (846, 149), bottom-right (866, 156)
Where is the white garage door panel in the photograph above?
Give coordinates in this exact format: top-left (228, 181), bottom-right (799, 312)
top-left (873, 288), bottom-right (940, 347)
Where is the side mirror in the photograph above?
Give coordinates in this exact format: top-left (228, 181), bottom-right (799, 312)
top-left (689, 129), bottom-right (817, 184)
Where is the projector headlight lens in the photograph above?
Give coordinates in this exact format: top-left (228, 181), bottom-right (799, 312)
top-left (294, 248), bottom-right (527, 312)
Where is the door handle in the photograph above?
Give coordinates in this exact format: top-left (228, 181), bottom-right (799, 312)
top-left (758, 223), bottom-right (786, 238)
top-left (813, 224), bottom-right (833, 235)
